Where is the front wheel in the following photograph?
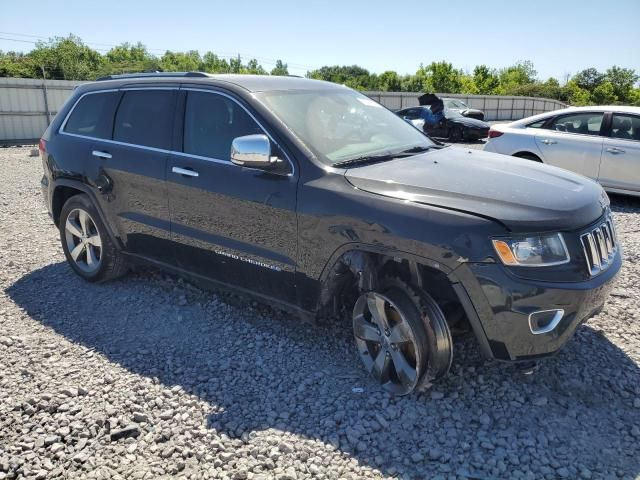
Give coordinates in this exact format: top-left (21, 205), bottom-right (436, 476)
top-left (59, 194), bottom-right (128, 282)
top-left (352, 279), bottom-right (452, 395)
top-left (449, 126), bottom-right (463, 142)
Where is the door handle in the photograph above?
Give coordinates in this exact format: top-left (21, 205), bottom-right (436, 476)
top-left (540, 139), bottom-right (557, 145)
top-left (172, 166), bottom-right (199, 177)
top-left (92, 150), bottom-right (112, 159)
top-left (606, 147), bottom-right (625, 154)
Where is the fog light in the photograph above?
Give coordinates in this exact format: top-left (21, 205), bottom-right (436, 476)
top-left (528, 309), bottom-right (564, 335)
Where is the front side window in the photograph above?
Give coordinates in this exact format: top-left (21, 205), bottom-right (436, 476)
top-left (610, 114), bottom-right (640, 141)
top-left (63, 91), bottom-right (120, 139)
top-left (113, 90), bottom-right (176, 149)
top-left (183, 92), bottom-right (263, 160)
top-left (546, 112), bottom-right (603, 136)
top-left (256, 89), bottom-right (435, 165)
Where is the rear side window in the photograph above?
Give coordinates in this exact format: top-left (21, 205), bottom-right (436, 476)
top-left (610, 114), bottom-right (640, 141)
top-left (546, 112), bottom-right (603, 136)
top-left (113, 90), bottom-right (176, 149)
top-left (183, 92), bottom-right (263, 160)
top-left (63, 92), bottom-right (120, 139)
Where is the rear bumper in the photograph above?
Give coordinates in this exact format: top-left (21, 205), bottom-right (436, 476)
top-left (453, 250), bottom-right (621, 361)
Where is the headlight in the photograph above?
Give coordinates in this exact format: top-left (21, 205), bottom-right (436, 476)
top-left (492, 233), bottom-right (570, 266)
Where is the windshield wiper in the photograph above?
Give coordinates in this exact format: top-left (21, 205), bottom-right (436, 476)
top-left (332, 146), bottom-right (433, 168)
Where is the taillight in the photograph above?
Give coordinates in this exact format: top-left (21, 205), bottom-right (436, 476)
top-left (488, 129), bottom-right (504, 139)
top-left (39, 138), bottom-right (47, 158)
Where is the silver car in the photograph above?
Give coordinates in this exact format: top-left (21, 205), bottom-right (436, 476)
top-left (484, 106), bottom-right (640, 197)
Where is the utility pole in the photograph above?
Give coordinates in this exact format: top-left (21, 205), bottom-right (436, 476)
top-left (41, 65), bottom-right (52, 126)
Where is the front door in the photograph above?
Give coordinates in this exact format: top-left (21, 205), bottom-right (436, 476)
top-left (534, 111), bottom-right (605, 180)
top-left (598, 113), bottom-right (640, 193)
top-left (166, 89), bottom-right (298, 303)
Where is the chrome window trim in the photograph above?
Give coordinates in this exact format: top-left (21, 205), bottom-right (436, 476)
top-left (58, 86), bottom-right (296, 177)
top-left (180, 87), bottom-right (295, 176)
top-left (60, 132), bottom-right (172, 155)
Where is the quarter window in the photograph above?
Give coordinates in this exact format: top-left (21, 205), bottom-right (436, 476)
top-left (610, 114), bottom-right (640, 141)
top-left (183, 92), bottom-right (263, 160)
top-left (546, 112), bottom-right (603, 136)
top-left (113, 90), bottom-right (176, 149)
top-left (64, 92), bottom-right (120, 139)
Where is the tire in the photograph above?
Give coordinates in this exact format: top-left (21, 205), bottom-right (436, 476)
top-left (59, 194), bottom-right (128, 282)
top-left (449, 126), bottom-right (463, 142)
top-left (352, 278), bottom-right (453, 395)
top-left (513, 152), bottom-right (542, 162)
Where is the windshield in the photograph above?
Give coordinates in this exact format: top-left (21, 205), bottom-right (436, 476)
top-left (444, 108), bottom-right (464, 119)
top-left (256, 89), bottom-right (435, 165)
top-left (445, 99), bottom-right (467, 109)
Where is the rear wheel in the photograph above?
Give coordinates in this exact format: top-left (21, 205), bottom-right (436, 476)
top-left (352, 278), bottom-right (452, 395)
top-left (59, 194), bottom-right (128, 282)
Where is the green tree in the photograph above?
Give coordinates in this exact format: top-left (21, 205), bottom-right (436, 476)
top-left (497, 60), bottom-right (537, 94)
top-left (307, 65), bottom-right (376, 90)
top-left (377, 70), bottom-right (401, 91)
top-left (420, 61), bottom-right (462, 93)
top-left (270, 60), bottom-right (289, 76)
top-left (0, 51), bottom-right (37, 78)
top-left (573, 67), bottom-right (604, 92)
top-left (472, 65), bottom-right (500, 94)
top-left (30, 35), bottom-right (104, 80)
top-left (202, 52), bottom-right (230, 73)
top-left (604, 66), bottom-right (639, 103)
top-left (591, 81), bottom-right (618, 104)
top-left (244, 59), bottom-right (267, 75)
top-left (563, 80), bottom-right (591, 106)
top-left (159, 50), bottom-right (202, 72)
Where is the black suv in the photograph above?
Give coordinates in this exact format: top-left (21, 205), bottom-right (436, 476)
top-left (40, 73), bottom-right (621, 395)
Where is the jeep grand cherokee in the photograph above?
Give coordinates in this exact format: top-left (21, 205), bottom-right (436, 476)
top-left (40, 72), bottom-right (621, 395)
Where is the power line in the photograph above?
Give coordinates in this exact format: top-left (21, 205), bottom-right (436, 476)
top-left (0, 31), bottom-right (316, 71)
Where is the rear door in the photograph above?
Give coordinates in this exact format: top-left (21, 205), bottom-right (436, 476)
top-left (166, 89), bottom-right (298, 302)
top-left (534, 111), bottom-right (605, 179)
top-left (598, 112), bottom-right (640, 193)
top-left (86, 88), bottom-right (177, 259)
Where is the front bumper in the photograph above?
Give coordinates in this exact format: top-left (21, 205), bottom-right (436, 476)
top-left (453, 250), bottom-right (621, 361)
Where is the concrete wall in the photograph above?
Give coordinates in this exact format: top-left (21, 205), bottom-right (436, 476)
top-left (364, 92), bottom-right (567, 121)
top-left (0, 77), bottom-right (567, 144)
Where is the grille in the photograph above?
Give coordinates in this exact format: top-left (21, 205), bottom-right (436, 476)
top-left (580, 215), bottom-right (618, 276)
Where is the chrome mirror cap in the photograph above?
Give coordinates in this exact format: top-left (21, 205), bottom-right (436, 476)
top-left (231, 134), bottom-right (276, 169)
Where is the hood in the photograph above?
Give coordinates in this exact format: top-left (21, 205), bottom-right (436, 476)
top-left (344, 148), bottom-right (606, 232)
top-left (446, 115), bottom-right (488, 128)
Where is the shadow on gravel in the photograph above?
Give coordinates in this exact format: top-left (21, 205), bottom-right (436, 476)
top-left (6, 259), bottom-right (640, 479)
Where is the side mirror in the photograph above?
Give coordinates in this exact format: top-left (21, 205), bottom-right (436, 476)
top-left (230, 134), bottom-right (279, 169)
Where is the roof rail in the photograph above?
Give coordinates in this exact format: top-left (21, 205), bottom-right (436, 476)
top-left (96, 72), bottom-right (210, 81)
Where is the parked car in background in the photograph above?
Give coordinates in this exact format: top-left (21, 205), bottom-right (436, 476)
top-left (40, 73), bottom-right (620, 396)
top-left (443, 98), bottom-right (485, 120)
top-left (397, 106), bottom-right (490, 141)
top-left (484, 106), bottom-right (640, 197)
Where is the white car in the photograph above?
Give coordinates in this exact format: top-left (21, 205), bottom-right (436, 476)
top-left (484, 106), bottom-right (640, 197)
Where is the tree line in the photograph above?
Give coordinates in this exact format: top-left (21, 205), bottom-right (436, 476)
top-left (1, 35), bottom-right (638, 106)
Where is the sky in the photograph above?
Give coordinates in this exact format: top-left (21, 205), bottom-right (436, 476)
top-left (1, 0), bottom-right (639, 80)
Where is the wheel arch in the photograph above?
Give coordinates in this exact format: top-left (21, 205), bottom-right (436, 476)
top-left (316, 244), bottom-right (457, 316)
top-left (513, 151), bottom-right (543, 162)
top-left (51, 179), bottom-right (122, 249)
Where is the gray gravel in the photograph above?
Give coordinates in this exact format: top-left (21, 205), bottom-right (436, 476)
top-left (1, 145), bottom-right (639, 480)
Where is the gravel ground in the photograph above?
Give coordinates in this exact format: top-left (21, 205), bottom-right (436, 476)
top-left (0, 145), bottom-right (639, 480)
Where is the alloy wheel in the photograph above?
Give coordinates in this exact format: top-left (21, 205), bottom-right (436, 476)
top-left (64, 208), bottom-right (103, 273)
top-left (353, 291), bottom-right (421, 395)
